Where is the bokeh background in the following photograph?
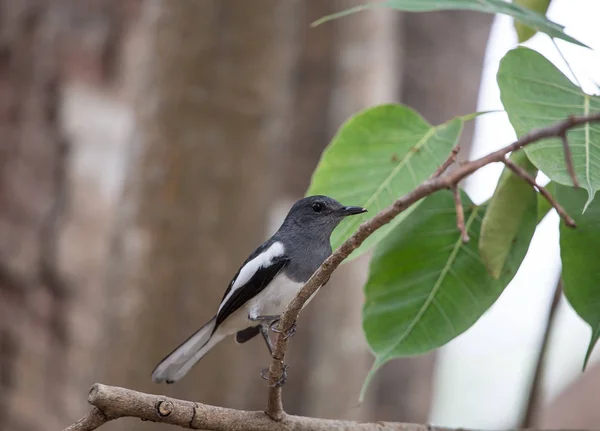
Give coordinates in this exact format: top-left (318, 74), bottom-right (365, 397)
top-left (0, 1), bottom-right (599, 430)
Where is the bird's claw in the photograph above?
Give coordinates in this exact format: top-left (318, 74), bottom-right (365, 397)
top-left (260, 362), bottom-right (289, 387)
top-left (270, 320), bottom-right (297, 340)
top-left (260, 367), bottom-right (270, 381)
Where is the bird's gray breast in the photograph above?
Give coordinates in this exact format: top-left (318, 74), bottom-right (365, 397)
top-left (283, 238), bottom-right (332, 283)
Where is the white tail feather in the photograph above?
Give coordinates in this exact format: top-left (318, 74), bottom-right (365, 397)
top-left (151, 317), bottom-right (225, 383)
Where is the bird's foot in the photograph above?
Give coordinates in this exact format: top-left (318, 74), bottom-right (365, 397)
top-left (270, 319), bottom-right (297, 340)
top-left (260, 362), bottom-right (289, 387)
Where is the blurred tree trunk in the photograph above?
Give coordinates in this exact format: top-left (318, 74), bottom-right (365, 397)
top-left (0, 1), bottom-right (71, 430)
top-left (103, 1), bottom-right (297, 430)
top-left (401, 10), bottom-right (493, 157)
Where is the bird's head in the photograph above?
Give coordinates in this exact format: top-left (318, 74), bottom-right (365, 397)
top-left (281, 195), bottom-right (367, 235)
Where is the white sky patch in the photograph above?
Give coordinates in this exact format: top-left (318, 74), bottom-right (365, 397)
top-left (429, 1), bottom-right (600, 428)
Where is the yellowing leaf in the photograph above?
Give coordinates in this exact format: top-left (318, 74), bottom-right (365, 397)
top-left (514, 0), bottom-right (552, 43)
top-left (479, 151), bottom-right (538, 279)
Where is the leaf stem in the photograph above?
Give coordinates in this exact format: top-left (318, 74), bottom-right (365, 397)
top-left (559, 130), bottom-right (580, 188)
top-left (452, 186), bottom-right (470, 243)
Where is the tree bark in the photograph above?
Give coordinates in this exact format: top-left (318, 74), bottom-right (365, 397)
top-left (0, 1), bottom-right (71, 430)
top-left (401, 10), bottom-right (493, 156)
top-left (103, 1), bottom-right (297, 429)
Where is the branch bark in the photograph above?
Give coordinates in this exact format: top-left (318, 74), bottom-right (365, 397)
top-left (71, 383), bottom-right (452, 431)
top-left (452, 185), bottom-right (469, 243)
top-left (265, 113), bottom-right (600, 419)
top-left (67, 383), bottom-right (585, 431)
top-left (501, 157), bottom-right (576, 227)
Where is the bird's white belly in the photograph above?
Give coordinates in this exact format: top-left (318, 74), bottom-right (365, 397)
top-left (247, 273), bottom-right (305, 319)
top-left (216, 273), bottom-right (306, 335)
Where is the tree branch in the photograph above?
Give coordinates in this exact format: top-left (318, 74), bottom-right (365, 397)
top-left (265, 113), bottom-right (600, 418)
top-left (520, 279), bottom-right (562, 427)
top-left (501, 157), bottom-right (576, 228)
top-left (433, 144), bottom-right (460, 178)
top-left (559, 131), bottom-right (580, 188)
top-left (66, 383), bottom-right (589, 431)
top-left (64, 407), bottom-right (108, 431)
top-left (452, 185), bottom-right (469, 243)
top-left (67, 383), bottom-right (461, 431)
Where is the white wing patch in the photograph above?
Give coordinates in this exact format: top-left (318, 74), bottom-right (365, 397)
top-left (217, 241), bottom-right (285, 314)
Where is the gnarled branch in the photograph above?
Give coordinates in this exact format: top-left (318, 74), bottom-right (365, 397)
top-left (67, 383), bottom-right (456, 431)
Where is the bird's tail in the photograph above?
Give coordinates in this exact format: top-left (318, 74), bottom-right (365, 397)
top-left (151, 316), bottom-right (225, 384)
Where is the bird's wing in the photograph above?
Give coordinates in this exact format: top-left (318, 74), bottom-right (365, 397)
top-left (218, 238), bottom-right (276, 306)
top-left (213, 241), bottom-right (289, 332)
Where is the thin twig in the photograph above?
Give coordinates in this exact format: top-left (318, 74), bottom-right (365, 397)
top-left (266, 113), bottom-right (599, 419)
top-left (433, 145), bottom-right (460, 178)
top-left (521, 279), bottom-right (562, 427)
top-left (560, 131), bottom-right (580, 188)
top-left (452, 186), bottom-right (469, 243)
top-left (502, 157), bottom-right (576, 228)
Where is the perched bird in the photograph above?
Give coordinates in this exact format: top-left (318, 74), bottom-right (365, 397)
top-left (151, 195), bottom-right (366, 384)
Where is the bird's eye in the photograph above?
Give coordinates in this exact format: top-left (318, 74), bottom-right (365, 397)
top-left (312, 202), bottom-right (323, 213)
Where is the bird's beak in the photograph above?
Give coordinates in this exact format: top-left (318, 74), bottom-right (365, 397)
top-left (340, 206), bottom-right (367, 216)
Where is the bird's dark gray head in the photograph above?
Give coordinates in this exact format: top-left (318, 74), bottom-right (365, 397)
top-left (280, 195), bottom-right (367, 235)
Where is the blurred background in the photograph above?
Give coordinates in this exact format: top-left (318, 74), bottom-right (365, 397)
top-left (0, 1), bottom-right (598, 430)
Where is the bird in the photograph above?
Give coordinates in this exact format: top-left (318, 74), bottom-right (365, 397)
top-left (151, 195), bottom-right (367, 384)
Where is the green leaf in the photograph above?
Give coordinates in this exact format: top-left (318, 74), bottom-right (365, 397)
top-left (514, 0), bottom-right (552, 43)
top-left (458, 110), bottom-right (501, 122)
top-left (361, 189), bottom-right (536, 399)
top-left (556, 184), bottom-right (600, 370)
top-left (479, 151), bottom-right (538, 279)
top-left (312, 0), bottom-right (586, 48)
top-left (307, 104), bottom-right (463, 260)
top-left (498, 47), bottom-right (600, 211)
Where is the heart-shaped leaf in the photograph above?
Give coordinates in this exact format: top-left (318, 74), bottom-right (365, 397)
top-left (556, 185), bottom-right (600, 369)
top-left (361, 189), bottom-right (536, 399)
top-left (498, 47), bottom-right (600, 210)
top-left (307, 104), bottom-right (463, 260)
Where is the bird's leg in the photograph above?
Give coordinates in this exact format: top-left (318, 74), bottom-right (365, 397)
top-left (270, 318), bottom-right (297, 340)
top-left (248, 313), bottom-right (281, 337)
top-left (250, 314), bottom-right (280, 325)
top-left (260, 360), bottom-right (289, 387)
top-left (250, 313), bottom-right (294, 338)
top-left (259, 324), bottom-right (274, 356)
top-left (251, 313), bottom-right (293, 385)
